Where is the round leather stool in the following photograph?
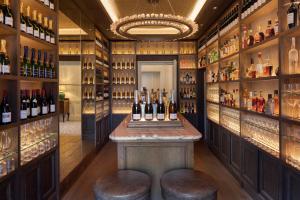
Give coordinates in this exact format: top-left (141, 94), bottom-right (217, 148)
top-left (94, 170), bottom-right (151, 200)
top-left (161, 169), bottom-right (217, 200)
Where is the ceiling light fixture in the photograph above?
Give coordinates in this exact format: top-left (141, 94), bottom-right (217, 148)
top-left (189, 0), bottom-right (208, 20)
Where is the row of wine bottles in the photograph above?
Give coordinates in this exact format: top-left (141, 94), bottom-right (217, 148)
top-left (21, 46), bottom-right (56, 78)
top-left (132, 90), bottom-right (177, 121)
top-left (20, 2), bottom-right (55, 44)
top-left (20, 89), bottom-right (56, 120)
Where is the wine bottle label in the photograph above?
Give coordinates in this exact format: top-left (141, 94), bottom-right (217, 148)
top-left (50, 104), bottom-right (55, 113)
top-left (27, 26), bottom-right (33, 35)
top-left (44, 0), bottom-right (50, 6)
top-left (20, 110), bottom-right (27, 120)
top-left (4, 17), bottom-right (13, 26)
top-left (50, 2), bottom-right (54, 10)
top-left (34, 30), bottom-right (39, 37)
top-left (157, 113), bottom-right (165, 120)
top-left (132, 114), bottom-right (141, 120)
top-left (170, 113), bottom-right (177, 120)
top-left (42, 106), bottom-right (48, 114)
top-left (31, 108), bottom-right (38, 116)
top-left (2, 112), bottom-right (11, 123)
top-left (288, 13), bottom-right (294, 25)
top-left (50, 37), bottom-right (55, 44)
top-left (145, 114), bottom-right (153, 120)
top-left (21, 23), bottom-right (26, 32)
top-left (46, 35), bottom-right (50, 42)
top-left (2, 65), bottom-right (10, 73)
top-left (40, 32), bottom-right (45, 40)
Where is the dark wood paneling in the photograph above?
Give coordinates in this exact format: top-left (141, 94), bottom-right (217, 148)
top-left (220, 128), bottom-right (230, 163)
top-left (242, 140), bottom-right (259, 190)
top-left (82, 115), bottom-right (96, 140)
top-left (21, 165), bottom-right (39, 200)
top-left (196, 68), bottom-right (205, 133)
top-left (111, 114), bottom-right (127, 131)
top-left (212, 122), bottom-right (220, 152)
top-left (283, 166), bottom-right (300, 200)
top-left (40, 154), bottom-right (56, 199)
top-left (259, 152), bottom-right (281, 200)
top-left (230, 133), bottom-right (241, 174)
top-left (0, 175), bottom-right (16, 200)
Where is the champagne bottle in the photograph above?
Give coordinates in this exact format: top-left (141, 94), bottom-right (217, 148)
top-left (145, 91), bottom-right (153, 120)
top-left (0, 39), bottom-right (11, 75)
top-left (32, 10), bottom-right (40, 38)
top-left (169, 90), bottom-right (177, 120)
top-left (25, 6), bottom-right (33, 35)
top-left (2, 0), bottom-right (13, 27)
top-left (37, 50), bottom-right (42, 78)
top-left (41, 89), bottom-right (48, 115)
top-left (0, 90), bottom-right (11, 124)
top-left (38, 13), bottom-right (45, 40)
top-left (30, 48), bottom-right (37, 77)
top-left (30, 90), bottom-right (38, 117)
top-left (21, 46), bottom-right (30, 76)
top-left (20, 2), bottom-right (26, 32)
top-left (157, 90), bottom-right (165, 120)
top-left (20, 90), bottom-right (27, 120)
top-left (132, 90), bottom-right (141, 121)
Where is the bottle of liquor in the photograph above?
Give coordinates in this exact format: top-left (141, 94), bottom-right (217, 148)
top-left (41, 89), bottom-right (48, 115)
top-left (265, 20), bottom-right (275, 38)
top-left (0, 39), bottom-right (11, 75)
top-left (21, 46), bottom-right (29, 76)
top-left (44, 17), bottom-right (51, 43)
top-left (0, 90), bottom-right (11, 124)
top-left (20, 2), bottom-right (27, 32)
top-left (144, 91), bottom-right (153, 121)
top-left (20, 90), bottom-right (27, 120)
top-left (25, 6), bottom-right (33, 35)
top-left (289, 37), bottom-right (298, 74)
top-left (265, 94), bottom-right (274, 115)
top-left (32, 10), bottom-right (40, 38)
top-left (157, 91), bottom-right (165, 120)
top-left (43, 51), bottom-right (48, 78)
top-left (30, 90), bottom-right (38, 117)
top-left (258, 91), bottom-right (265, 113)
top-left (132, 90), bottom-right (141, 121)
top-left (37, 50), bottom-right (43, 78)
top-left (274, 90), bottom-right (279, 115)
top-left (256, 52), bottom-right (264, 77)
top-left (48, 20), bottom-right (55, 44)
top-left (2, 0), bottom-right (13, 27)
top-left (169, 90), bottom-right (177, 120)
top-left (287, 0), bottom-right (297, 29)
top-left (38, 13), bottom-right (45, 40)
top-left (30, 48), bottom-right (38, 77)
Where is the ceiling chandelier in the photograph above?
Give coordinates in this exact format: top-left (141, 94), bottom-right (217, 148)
top-left (110, 0), bottom-right (198, 41)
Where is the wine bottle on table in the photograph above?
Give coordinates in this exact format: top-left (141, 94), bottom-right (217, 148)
top-left (0, 90), bottom-right (12, 124)
top-left (169, 90), bottom-right (177, 120)
top-left (20, 90), bottom-right (27, 120)
top-left (145, 91), bottom-right (153, 121)
top-left (132, 90), bottom-right (141, 121)
top-left (157, 91), bottom-right (165, 120)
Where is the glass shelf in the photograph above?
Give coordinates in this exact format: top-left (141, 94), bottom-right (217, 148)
top-left (221, 106), bottom-right (240, 135)
top-left (207, 102), bottom-right (219, 124)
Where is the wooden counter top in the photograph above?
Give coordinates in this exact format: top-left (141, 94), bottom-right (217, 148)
top-left (110, 114), bottom-right (202, 142)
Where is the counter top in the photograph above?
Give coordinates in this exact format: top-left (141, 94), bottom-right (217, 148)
top-left (110, 114), bottom-right (202, 142)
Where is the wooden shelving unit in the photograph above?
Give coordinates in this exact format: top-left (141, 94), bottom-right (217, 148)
top-left (0, 0), bottom-right (59, 198)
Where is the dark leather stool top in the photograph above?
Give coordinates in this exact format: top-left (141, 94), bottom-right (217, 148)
top-left (161, 169), bottom-right (217, 200)
top-left (94, 170), bottom-right (151, 200)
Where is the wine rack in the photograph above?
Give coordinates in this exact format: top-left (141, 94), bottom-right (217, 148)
top-left (0, 0), bottom-right (59, 197)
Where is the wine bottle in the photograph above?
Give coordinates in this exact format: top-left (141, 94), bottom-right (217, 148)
top-left (49, 54), bottom-right (55, 78)
top-left (0, 39), bottom-right (11, 75)
top-left (30, 48), bottom-right (38, 77)
top-left (157, 91), bottom-right (165, 120)
top-left (36, 89), bottom-right (41, 115)
top-left (38, 13), bottom-right (45, 40)
top-left (44, 17), bottom-right (51, 43)
top-left (132, 90), bottom-right (141, 121)
top-left (25, 6), bottom-right (33, 35)
top-left (2, 0), bottom-right (13, 27)
top-left (41, 89), bottom-right (48, 115)
top-left (32, 10), bottom-right (40, 38)
top-left (0, 90), bottom-right (11, 124)
top-left (21, 46), bottom-right (30, 76)
top-left (26, 90), bottom-right (30, 117)
top-left (37, 50), bottom-right (43, 78)
top-left (49, 89), bottom-right (55, 113)
top-left (20, 90), bottom-right (27, 120)
top-left (43, 51), bottom-right (48, 78)
top-left (287, 0), bottom-right (298, 29)
top-left (20, 2), bottom-right (26, 32)
top-left (49, 19), bottom-right (55, 44)
top-left (30, 90), bottom-right (38, 117)
top-left (145, 91), bottom-right (153, 120)
top-left (169, 90), bottom-right (177, 120)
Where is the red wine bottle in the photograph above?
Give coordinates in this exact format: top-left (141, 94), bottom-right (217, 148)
top-left (1, 90), bottom-right (12, 124)
top-left (41, 89), bottom-right (48, 115)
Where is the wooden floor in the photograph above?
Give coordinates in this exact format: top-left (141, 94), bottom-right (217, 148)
top-left (62, 141), bottom-right (252, 200)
